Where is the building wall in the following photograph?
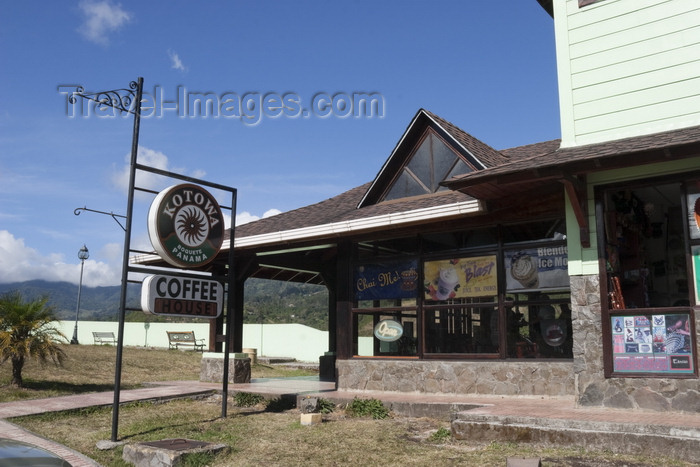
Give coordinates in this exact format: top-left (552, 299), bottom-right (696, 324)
top-left (337, 359), bottom-right (574, 397)
top-left (554, 0), bottom-right (700, 147)
top-left (565, 159), bottom-right (700, 412)
top-left (54, 321), bottom-right (329, 363)
top-left (571, 276), bottom-right (700, 412)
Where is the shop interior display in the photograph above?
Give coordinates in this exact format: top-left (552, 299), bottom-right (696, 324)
top-left (605, 184), bottom-right (688, 309)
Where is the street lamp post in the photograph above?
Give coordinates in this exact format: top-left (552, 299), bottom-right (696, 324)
top-left (70, 245), bottom-right (89, 345)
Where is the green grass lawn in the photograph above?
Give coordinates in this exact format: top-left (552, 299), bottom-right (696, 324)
top-left (1, 345), bottom-right (693, 466)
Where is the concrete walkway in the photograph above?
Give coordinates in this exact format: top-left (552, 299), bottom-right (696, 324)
top-left (1, 378), bottom-right (699, 466)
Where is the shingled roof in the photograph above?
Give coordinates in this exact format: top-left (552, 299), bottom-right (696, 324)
top-left (233, 109), bottom-right (563, 247)
top-left (234, 112), bottom-right (700, 250)
top-left (422, 110), bottom-right (510, 168)
top-left (443, 124), bottom-right (700, 199)
top-left (233, 182), bottom-right (480, 246)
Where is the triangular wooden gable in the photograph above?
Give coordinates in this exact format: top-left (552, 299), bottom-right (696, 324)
top-left (358, 109), bottom-right (505, 208)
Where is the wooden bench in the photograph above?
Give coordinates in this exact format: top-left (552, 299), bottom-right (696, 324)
top-left (92, 331), bottom-right (117, 345)
top-left (167, 331), bottom-right (205, 351)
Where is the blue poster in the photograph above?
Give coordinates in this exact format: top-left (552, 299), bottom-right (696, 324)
top-left (354, 259), bottom-right (418, 300)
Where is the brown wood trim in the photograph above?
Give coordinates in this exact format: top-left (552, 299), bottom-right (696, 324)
top-left (562, 175), bottom-right (591, 248)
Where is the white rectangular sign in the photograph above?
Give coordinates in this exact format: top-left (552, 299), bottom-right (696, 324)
top-left (141, 274), bottom-right (224, 318)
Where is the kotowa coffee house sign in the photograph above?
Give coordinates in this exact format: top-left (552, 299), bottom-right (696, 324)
top-left (148, 184), bottom-right (225, 268)
top-left (143, 183), bottom-right (226, 319)
top-left (141, 274), bottom-right (224, 318)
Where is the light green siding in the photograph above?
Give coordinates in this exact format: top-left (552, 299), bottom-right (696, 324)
top-left (554, 0), bottom-right (700, 147)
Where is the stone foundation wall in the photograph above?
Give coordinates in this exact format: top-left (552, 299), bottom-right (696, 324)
top-left (200, 353), bottom-right (251, 384)
top-left (571, 275), bottom-right (700, 413)
top-left (337, 359), bottom-right (574, 397)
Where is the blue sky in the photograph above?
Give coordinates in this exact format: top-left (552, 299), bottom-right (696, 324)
top-left (0, 1), bottom-right (560, 287)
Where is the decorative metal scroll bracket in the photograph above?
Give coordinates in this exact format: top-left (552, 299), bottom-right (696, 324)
top-left (74, 206), bottom-right (127, 231)
top-left (68, 81), bottom-right (139, 115)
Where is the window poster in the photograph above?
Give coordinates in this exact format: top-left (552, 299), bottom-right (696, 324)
top-left (354, 259), bottom-right (418, 301)
top-left (504, 246), bottom-right (569, 291)
top-left (694, 246), bottom-right (700, 305)
top-left (612, 314), bottom-right (694, 374)
top-left (424, 255), bottom-right (497, 300)
top-left (688, 191), bottom-right (700, 240)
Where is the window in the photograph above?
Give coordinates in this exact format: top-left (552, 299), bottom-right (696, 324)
top-left (350, 220), bottom-right (572, 360)
top-left (354, 304), bottom-right (418, 357)
top-left (424, 298), bottom-right (498, 355)
top-left (352, 258), bottom-right (420, 358)
top-left (506, 292), bottom-right (572, 358)
top-left (603, 183), bottom-right (688, 309)
top-left (600, 179), bottom-right (697, 376)
top-left (383, 130), bottom-right (471, 201)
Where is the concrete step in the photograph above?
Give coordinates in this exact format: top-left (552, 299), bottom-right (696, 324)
top-left (452, 411), bottom-right (700, 464)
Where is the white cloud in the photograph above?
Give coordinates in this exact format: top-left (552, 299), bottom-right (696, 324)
top-left (78, 0), bottom-right (131, 46)
top-left (235, 212), bottom-right (258, 226)
top-left (235, 209), bottom-right (281, 226)
top-left (263, 209), bottom-right (282, 218)
top-left (168, 49), bottom-right (187, 72)
top-left (0, 230), bottom-right (120, 287)
top-left (111, 146), bottom-right (207, 194)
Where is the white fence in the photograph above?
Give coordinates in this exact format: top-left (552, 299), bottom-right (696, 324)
top-left (54, 321), bottom-right (330, 363)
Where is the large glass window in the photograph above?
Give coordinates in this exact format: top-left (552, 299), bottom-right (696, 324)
top-left (352, 258), bottom-right (420, 358)
top-left (600, 179), bottom-right (697, 377)
top-left (506, 292), bottom-right (572, 358)
top-left (603, 183), bottom-right (688, 309)
top-left (354, 304), bottom-right (418, 357)
top-left (350, 220), bottom-right (573, 361)
top-left (424, 298), bottom-right (498, 355)
top-left (423, 255), bottom-right (499, 356)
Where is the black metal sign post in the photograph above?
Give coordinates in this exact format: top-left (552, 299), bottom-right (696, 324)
top-left (69, 78), bottom-right (238, 442)
top-left (69, 78), bottom-right (143, 442)
top-left (112, 77), bottom-right (143, 443)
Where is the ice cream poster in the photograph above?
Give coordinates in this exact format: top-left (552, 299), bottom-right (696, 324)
top-left (505, 247), bottom-right (569, 291)
top-left (424, 255), bottom-right (497, 300)
top-left (354, 259), bottom-right (418, 301)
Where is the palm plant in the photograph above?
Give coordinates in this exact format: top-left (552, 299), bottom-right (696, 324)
top-left (0, 291), bottom-right (67, 387)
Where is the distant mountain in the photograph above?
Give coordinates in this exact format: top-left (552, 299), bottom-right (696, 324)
top-left (0, 278), bottom-right (329, 330)
top-left (0, 280), bottom-right (138, 321)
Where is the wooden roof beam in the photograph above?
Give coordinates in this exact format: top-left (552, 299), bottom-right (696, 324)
top-left (560, 175), bottom-right (590, 248)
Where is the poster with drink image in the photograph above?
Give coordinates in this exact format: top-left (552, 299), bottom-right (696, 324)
top-left (504, 247), bottom-right (569, 291)
top-left (424, 255), bottom-right (497, 300)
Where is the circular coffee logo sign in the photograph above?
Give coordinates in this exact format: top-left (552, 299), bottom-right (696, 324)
top-left (147, 184), bottom-right (224, 268)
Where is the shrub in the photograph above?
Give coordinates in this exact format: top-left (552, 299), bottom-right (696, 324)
top-left (318, 398), bottom-right (335, 414)
top-left (233, 392), bottom-right (264, 407)
top-left (345, 398), bottom-right (389, 419)
top-left (429, 427), bottom-right (451, 443)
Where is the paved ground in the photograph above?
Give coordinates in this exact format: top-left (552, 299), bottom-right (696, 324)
top-left (1, 378), bottom-right (699, 466)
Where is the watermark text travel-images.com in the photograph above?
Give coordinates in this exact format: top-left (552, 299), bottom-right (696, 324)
top-left (58, 85), bottom-right (385, 125)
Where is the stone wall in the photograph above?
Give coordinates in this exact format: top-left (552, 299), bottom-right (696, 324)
top-left (334, 273), bottom-right (700, 409)
top-left (200, 353), bottom-right (251, 384)
top-left (571, 275), bottom-right (700, 413)
top-left (337, 359), bottom-right (574, 397)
